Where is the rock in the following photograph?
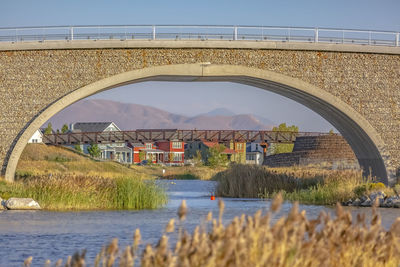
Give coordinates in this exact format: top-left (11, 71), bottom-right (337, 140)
top-left (360, 195), bottom-right (368, 203)
top-left (393, 198), bottom-right (400, 208)
top-left (5, 198), bottom-right (41, 210)
top-left (0, 197), bottom-right (6, 210)
top-left (360, 198), bottom-right (372, 207)
top-left (352, 198), bottom-right (361, 206)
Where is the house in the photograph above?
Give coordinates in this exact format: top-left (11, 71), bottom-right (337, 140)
top-left (70, 122), bottom-right (120, 133)
top-left (68, 122), bottom-right (132, 164)
top-left (156, 140), bottom-right (185, 166)
top-left (28, 129), bottom-right (43, 143)
top-left (246, 142), bottom-right (265, 165)
top-left (129, 142), bottom-right (165, 164)
top-left (224, 141), bottom-right (247, 163)
top-left (185, 140), bottom-right (236, 164)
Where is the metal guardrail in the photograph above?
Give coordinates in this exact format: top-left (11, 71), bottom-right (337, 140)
top-left (0, 25), bottom-right (398, 47)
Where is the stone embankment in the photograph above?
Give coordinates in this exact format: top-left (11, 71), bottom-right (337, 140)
top-left (343, 192), bottom-right (400, 208)
top-left (264, 135), bottom-right (359, 169)
top-left (0, 197), bottom-right (41, 210)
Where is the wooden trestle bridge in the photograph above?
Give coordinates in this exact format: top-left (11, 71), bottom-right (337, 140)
top-left (42, 129), bottom-right (331, 145)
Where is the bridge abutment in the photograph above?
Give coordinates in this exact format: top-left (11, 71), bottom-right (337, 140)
top-left (0, 42), bottom-right (399, 185)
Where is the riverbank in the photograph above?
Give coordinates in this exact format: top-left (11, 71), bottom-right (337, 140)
top-left (1, 144), bottom-right (167, 210)
top-left (214, 164), bottom-right (398, 205)
top-left (0, 175), bottom-right (167, 210)
top-left (16, 144), bottom-right (149, 179)
top-left (130, 164), bottom-right (225, 180)
top-left (27, 196), bottom-right (400, 266)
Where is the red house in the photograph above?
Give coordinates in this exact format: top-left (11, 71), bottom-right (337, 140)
top-left (129, 142), bottom-right (164, 164)
top-left (156, 140), bottom-right (185, 165)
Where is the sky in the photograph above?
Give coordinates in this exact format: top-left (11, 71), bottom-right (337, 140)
top-left (1, 0), bottom-right (399, 132)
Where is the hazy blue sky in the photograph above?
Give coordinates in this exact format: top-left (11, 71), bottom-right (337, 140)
top-left (2, 1), bottom-right (399, 131)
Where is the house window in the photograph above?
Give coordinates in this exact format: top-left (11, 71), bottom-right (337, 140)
top-left (146, 143), bottom-right (152, 149)
top-left (236, 143), bottom-right (243, 150)
top-left (172, 142), bottom-right (182, 149)
top-left (173, 153), bottom-right (182, 161)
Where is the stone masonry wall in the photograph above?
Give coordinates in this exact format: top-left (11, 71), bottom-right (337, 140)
top-left (264, 135), bottom-right (360, 169)
top-left (0, 48), bottom-right (399, 180)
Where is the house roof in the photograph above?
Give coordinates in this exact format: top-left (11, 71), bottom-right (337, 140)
top-left (72, 122), bottom-right (120, 133)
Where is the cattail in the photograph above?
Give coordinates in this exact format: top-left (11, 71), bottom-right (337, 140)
top-left (133, 228), bottom-right (141, 248)
top-left (178, 200), bottom-right (187, 221)
top-left (206, 211), bottom-right (213, 222)
top-left (23, 256), bottom-right (32, 267)
top-left (55, 259), bottom-right (63, 267)
top-left (218, 199), bottom-right (225, 225)
top-left (108, 238), bottom-right (119, 254)
top-left (165, 218), bottom-right (175, 233)
top-left (270, 193), bottom-right (283, 212)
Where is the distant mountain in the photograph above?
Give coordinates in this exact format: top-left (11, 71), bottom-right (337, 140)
top-left (201, 108), bottom-right (237, 117)
top-left (45, 99), bottom-right (274, 131)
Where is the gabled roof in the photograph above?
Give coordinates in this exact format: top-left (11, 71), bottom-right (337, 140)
top-left (72, 122), bottom-right (120, 133)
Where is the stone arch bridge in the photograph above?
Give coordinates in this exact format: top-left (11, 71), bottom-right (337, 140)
top-left (0, 26), bottom-right (399, 185)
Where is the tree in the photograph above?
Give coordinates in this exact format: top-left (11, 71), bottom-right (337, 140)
top-left (207, 144), bottom-right (228, 168)
top-left (271, 123), bottom-right (299, 155)
top-left (192, 150), bottom-right (204, 166)
top-left (61, 124), bottom-right (69, 133)
top-left (74, 144), bottom-right (82, 153)
top-left (139, 151), bottom-right (146, 162)
top-left (44, 123), bottom-right (53, 134)
top-left (87, 143), bottom-right (101, 158)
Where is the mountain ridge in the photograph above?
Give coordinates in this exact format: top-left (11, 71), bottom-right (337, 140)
top-left (45, 99), bottom-right (274, 131)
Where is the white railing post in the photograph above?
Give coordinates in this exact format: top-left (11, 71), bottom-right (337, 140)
top-left (314, 28), bottom-right (318, 43)
top-left (234, 26), bottom-right (237, 40)
top-left (396, 32), bottom-right (399, 47)
top-left (369, 31), bottom-right (371, 45)
top-left (152, 25), bottom-right (156, 40)
top-left (70, 27), bottom-right (74, 40)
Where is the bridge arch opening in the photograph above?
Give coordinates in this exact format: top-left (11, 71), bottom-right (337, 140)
top-left (5, 63), bottom-right (390, 185)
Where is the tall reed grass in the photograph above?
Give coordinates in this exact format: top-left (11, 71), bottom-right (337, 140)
top-left (213, 164), bottom-right (392, 205)
top-left (27, 196), bottom-right (400, 267)
top-left (0, 174), bottom-right (167, 210)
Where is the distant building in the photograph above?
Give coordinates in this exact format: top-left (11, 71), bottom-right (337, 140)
top-left (129, 142), bottom-right (165, 164)
top-left (70, 122), bottom-right (120, 133)
top-left (156, 140), bottom-right (185, 166)
top-left (246, 142), bottom-right (265, 165)
top-left (225, 141), bottom-right (247, 163)
top-left (68, 122), bottom-right (132, 164)
top-left (185, 140), bottom-right (237, 163)
top-left (28, 129), bottom-right (43, 143)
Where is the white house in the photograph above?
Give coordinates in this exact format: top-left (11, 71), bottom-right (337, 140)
top-left (28, 129), bottom-right (43, 143)
top-left (69, 122), bottom-right (132, 164)
top-left (246, 142), bottom-right (264, 165)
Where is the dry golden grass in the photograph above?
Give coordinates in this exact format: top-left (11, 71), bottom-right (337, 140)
top-left (130, 165), bottom-right (225, 180)
top-left (213, 164), bottom-right (395, 205)
top-left (30, 196), bottom-right (400, 267)
top-left (16, 144), bottom-right (150, 179)
top-left (1, 174), bottom-right (166, 210)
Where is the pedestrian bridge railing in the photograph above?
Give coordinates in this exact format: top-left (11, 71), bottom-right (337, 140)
top-left (0, 25), bottom-right (399, 47)
top-left (42, 129), bottom-right (335, 145)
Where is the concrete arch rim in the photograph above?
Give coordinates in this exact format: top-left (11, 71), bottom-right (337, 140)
top-left (4, 63), bottom-right (388, 184)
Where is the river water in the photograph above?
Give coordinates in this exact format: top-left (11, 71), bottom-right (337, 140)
top-left (0, 180), bottom-right (400, 266)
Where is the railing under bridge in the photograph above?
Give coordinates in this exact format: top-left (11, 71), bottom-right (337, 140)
top-left (42, 129), bottom-right (332, 145)
top-left (0, 25), bottom-right (399, 47)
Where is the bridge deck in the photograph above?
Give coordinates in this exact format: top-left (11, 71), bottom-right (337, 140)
top-left (42, 129), bottom-right (331, 145)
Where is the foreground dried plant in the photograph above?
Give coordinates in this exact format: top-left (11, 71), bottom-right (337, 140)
top-left (25, 196), bottom-right (400, 267)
